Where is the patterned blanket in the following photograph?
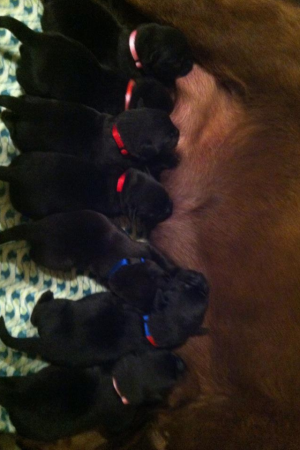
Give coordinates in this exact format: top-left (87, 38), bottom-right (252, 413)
top-left (0, 0), bottom-right (105, 433)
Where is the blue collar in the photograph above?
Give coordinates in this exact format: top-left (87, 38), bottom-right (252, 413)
top-left (108, 257), bottom-right (145, 278)
top-left (143, 315), bottom-right (158, 347)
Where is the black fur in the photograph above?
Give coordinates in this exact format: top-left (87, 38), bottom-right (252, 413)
top-left (0, 351), bottom-right (185, 441)
top-left (108, 259), bottom-right (171, 310)
top-left (0, 210), bottom-right (175, 282)
top-left (0, 269), bottom-right (208, 365)
top-left (0, 16), bottom-right (173, 115)
top-left (0, 95), bottom-right (179, 175)
top-left (0, 153), bottom-right (173, 225)
top-left (41, 0), bottom-right (193, 84)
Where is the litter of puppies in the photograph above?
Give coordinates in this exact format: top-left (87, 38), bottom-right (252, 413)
top-left (0, 3), bottom-right (209, 442)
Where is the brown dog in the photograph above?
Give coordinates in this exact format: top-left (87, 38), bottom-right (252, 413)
top-left (19, 0), bottom-right (300, 449)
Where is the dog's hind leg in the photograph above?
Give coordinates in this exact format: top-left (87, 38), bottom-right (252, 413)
top-left (16, 67), bottom-right (47, 97)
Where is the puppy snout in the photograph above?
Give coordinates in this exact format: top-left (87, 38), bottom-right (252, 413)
top-left (170, 128), bottom-right (180, 148)
top-left (173, 354), bottom-right (186, 375)
top-left (201, 276), bottom-right (210, 297)
top-left (180, 271), bottom-right (210, 297)
top-left (180, 59), bottom-right (193, 76)
top-left (148, 201), bottom-right (173, 223)
top-left (164, 202), bottom-right (173, 219)
top-left (171, 128), bottom-right (180, 140)
top-left (191, 273), bottom-right (209, 298)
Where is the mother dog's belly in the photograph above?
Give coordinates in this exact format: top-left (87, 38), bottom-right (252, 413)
top-left (151, 64), bottom-right (300, 405)
top-left (152, 64), bottom-right (244, 271)
top-left (151, 64), bottom-right (245, 397)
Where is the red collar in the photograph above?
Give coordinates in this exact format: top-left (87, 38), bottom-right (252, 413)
top-left (112, 124), bottom-right (129, 156)
top-left (129, 30), bottom-right (142, 69)
top-left (116, 172), bottom-right (126, 193)
top-left (125, 78), bottom-right (136, 110)
top-left (143, 315), bottom-right (158, 347)
top-left (112, 377), bottom-right (129, 405)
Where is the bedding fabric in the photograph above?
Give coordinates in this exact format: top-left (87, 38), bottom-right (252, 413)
top-left (0, 0), bottom-right (105, 433)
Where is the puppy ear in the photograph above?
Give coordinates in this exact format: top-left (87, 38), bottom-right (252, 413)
top-left (39, 290), bottom-right (54, 303)
top-left (154, 289), bottom-right (168, 311)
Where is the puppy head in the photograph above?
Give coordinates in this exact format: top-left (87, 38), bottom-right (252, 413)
top-left (115, 108), bottom-right (179, 163)
top-left (137, 24), bottom-right (193, 83)
top-left (112, 350), bottom-right (186, 406)
top-left (131, 77), bottom-right (174, 114)
top-left (148, 270), bottom-right (210, 348)
top-left (120, 168), bottom-right (173, 225)
top-left (108, 259), bottom-right (170, 309)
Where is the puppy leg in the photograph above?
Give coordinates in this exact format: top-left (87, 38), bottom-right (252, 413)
top-left (0, 317), bottom-right (42, 357)
top-left (16, 66), bottom-right (48, 97)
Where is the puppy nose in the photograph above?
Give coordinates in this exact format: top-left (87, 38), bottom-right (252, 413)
top-left (173, 354), bottom-right (186, 375)
top-left (201, 277), bottom-right (210, 297)
top-left (164, 202), bottom-right (173, 218)
top-left (180, 59), bottom-right (193, 76)
top-left (171, 128), bottom-right (180, 139)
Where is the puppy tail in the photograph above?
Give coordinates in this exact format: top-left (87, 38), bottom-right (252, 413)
top-left (0, 95), bottom-right (22, 112)
top-left (0, 223), bottom-right (30, 245)
top-left (0, 16), bottom-right (36, 44)
top-left (0, 317), bottom-right (12, 344)
top-left (0, 317), bottom-right (43, 359)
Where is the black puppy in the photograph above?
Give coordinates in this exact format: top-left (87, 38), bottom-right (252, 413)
top-left (0, 210), bottom-right (175, 282)
top-left (0, 16), bottom-right (173, 115)
top-left (0, 153), bottom-right (173, 224)
top-left (0, 351), bottom-right (185, 441)
top-left (0, 268), bottom-right (208, 365)
top-left (41, 0), bottom-right (193, 84)
top-left (0, 95), bottom-right (179, 175)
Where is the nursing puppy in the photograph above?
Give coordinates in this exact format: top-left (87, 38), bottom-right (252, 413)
top-left (0, 153), bottom-right (173, 225)
top-left (0, 351), bottom-right (186, 441)
top-left (0, 210), bottom-right (175, 282)
top-left (0, 271), bottom-right (208, 366)
top-left (0, 95), bottom-right (179, 175)
top-left (0, 16), bottom-right (173, 115)
top-left (41, 0), bottom-right (193, 84)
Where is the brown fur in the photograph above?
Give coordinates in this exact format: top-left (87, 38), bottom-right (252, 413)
top-left (16, 0), bottom-right (300, 448)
